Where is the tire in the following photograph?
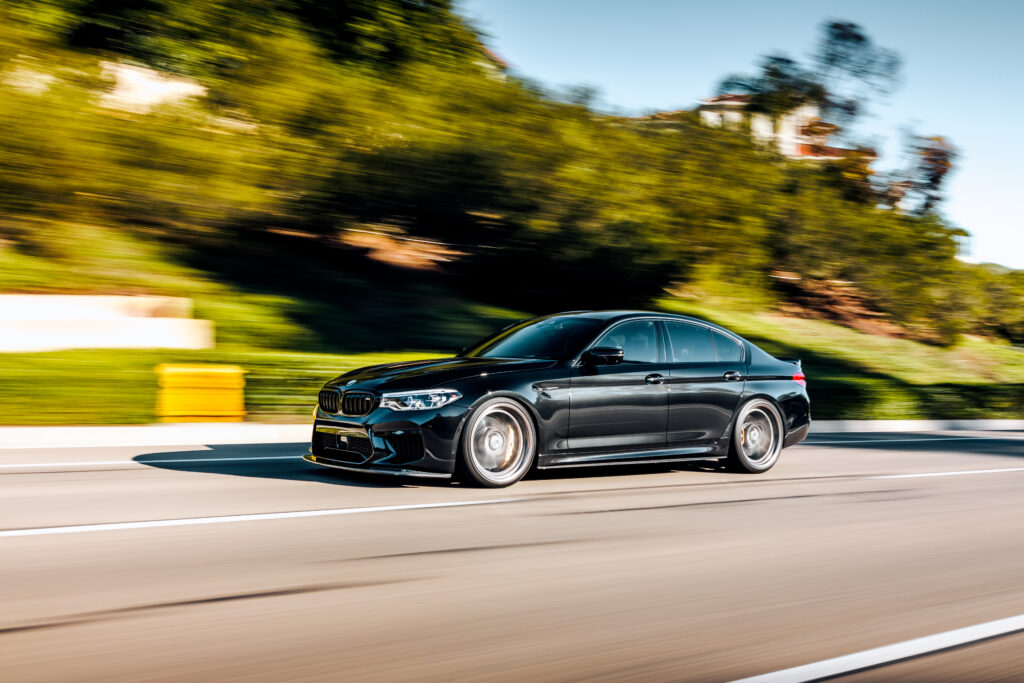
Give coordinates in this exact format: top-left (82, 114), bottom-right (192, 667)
top-left (457, 397), bottom-right (536, 487)
top-left (726, 398), bottom-right (784, 473)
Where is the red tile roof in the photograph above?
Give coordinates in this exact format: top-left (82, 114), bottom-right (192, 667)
top-left (703, 94), bottom-right (752, 104)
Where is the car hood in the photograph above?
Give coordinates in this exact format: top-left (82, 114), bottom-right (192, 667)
top-left (325, 356), bottom-right (557, 392)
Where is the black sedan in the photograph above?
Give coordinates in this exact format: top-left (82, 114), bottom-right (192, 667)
top-left (305, 310), bottom-right (810, 487)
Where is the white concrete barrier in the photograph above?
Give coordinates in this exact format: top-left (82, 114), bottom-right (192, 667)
top-left (0, 295), bottom-right (193, 319)
top-left (0, 295), bottom-right (213, 352)
top-left (0, 318), bottom-right (213, 352)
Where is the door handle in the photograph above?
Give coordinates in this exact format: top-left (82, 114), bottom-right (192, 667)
top-left (723, 371), bottom-right (743, 382)
top-left (645, 374), bottom-right (665, 385)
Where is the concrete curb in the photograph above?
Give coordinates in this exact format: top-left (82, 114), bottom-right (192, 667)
top-left (0, 419), bottom-right (1021, 450)
top-left (810, 419), bottom-right (1024, 433)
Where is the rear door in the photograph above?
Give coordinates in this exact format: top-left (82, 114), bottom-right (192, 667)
top-left (662, 321), bottom-right (746, 446)
top-left (568, 319), bottom-right (669, 452)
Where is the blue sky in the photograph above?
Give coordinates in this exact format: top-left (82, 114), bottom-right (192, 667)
top-left (459, 0), bottom-right (1023, 270)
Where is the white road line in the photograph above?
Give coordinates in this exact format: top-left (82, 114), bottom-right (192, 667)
top-left (730, 613), bottom-right (1024, 683)
top-left (803, 436), bottom-right (1008, 446)
top-left (0, 456), bottom-right (298, 469)
top-left (0, 499), bottom-right (526, 538)
top-left (869, 467), bottom-right (1024, 479)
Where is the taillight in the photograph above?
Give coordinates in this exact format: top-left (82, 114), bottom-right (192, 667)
top-left (793, 372), bottom-right (807, 388)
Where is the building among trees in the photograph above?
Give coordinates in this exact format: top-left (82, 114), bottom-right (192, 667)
top-left (695, 94), bottom-right (857, 159)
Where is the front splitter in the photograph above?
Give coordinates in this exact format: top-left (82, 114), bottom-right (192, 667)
top-left (303, 453), bottom-right (452, 479)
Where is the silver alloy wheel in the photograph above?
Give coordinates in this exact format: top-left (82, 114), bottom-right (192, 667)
top-left (735, 399), bottom-right (783, 471)
top-left (465, 399), bottom-right (535, 486)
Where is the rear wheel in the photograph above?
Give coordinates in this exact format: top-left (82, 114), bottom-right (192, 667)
top-left (726, 399), bottom-right (784, 473)
top-left (457, 398), bottom-right (536, 487)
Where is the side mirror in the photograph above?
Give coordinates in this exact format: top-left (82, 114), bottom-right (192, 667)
top-left (583, 347), bottom-right (624, 365)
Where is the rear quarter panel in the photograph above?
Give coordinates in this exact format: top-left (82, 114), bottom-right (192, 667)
top-left (743, 344), bottom-right (811, 443)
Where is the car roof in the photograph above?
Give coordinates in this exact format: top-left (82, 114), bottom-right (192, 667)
top-left (540, 309), bottom-right (744, 339)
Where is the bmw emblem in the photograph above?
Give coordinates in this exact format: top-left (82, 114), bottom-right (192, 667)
top-left (346, 379), bottom-right (356, 386)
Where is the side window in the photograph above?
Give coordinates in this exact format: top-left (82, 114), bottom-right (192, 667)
top-left (593, 321), bottom-right (658, 364)
top-left (712, 330), bottom-right (744, 362)
top-left (665, 322), bottom-right (716, 363)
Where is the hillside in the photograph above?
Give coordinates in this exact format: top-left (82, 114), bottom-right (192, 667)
top-left (1, 1), bottom-right (1022, 424)
top-left (1, 226), bottom-right (1021, 424)
top-left (3, 2), bottom-right (1024, 345)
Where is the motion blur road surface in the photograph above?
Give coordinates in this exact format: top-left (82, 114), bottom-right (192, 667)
top-left (3, 432), bottom-right (1024, 682)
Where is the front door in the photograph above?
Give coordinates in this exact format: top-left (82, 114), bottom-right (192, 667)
top-left (568, 320), bottom-right (668, 452)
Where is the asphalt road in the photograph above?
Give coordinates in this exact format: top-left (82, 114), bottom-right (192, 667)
top-left (2, 431), bottom-right (1024, 682)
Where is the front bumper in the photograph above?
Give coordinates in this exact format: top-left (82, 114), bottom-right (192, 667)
top-left (305, 402), bottom-right (468, 477)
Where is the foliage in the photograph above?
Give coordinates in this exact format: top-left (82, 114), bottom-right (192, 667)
top-left (720, 20), bottom-right (899, 127)
top-left (811, 20), bottom-right (901, 124)
top-left (0, 1), bottom-right (1021, 353)
top-left (719, 55), bottom-right (826, 119)
top-left (893, 134), bottom-right (959, 215)
top-left (9, 0), bottom-right (478, 77)
top-left (1, 308), bottom-right (1021, 424)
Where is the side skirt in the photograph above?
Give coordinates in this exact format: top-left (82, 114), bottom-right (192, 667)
top-left (538, 446), bottom-right (725, 470)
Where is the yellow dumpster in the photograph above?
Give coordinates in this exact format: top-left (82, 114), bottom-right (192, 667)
top-left (156, 364), bottom-right (246, 422)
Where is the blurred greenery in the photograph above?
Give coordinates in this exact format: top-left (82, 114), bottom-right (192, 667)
top-left (1, 309), bottom-right (1021, 423)
top-left (0, 2), bottom-right (1021, 423)
top-left (0, 349), bottom-right (443, 424)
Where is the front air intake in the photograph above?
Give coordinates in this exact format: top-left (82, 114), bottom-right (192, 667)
top-left (318, 389), bottom-right (339, 413)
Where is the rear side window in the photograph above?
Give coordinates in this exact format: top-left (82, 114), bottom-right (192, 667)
top-left (664, 322), bottom-right (716, 363)
top-left (711, 330), bottom-right (743, 362)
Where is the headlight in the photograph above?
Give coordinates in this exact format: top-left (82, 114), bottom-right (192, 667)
top-left (380, 389), bottom-right (462, 411)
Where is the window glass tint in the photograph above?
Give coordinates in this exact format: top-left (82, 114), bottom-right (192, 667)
top-left (594, 321), bottom-right (658, 363)
top-left (712, 330), bottom-right (743, 362)
top-left (465, 317), bottom-right (603, 360)
top-left (665, 322), bottom-right (716, 363)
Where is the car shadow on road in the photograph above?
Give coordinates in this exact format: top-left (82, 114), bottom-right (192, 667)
top-left (133, 443), bottom-right (729, 488)
top-left (132, 443), bottom-right (438, 488)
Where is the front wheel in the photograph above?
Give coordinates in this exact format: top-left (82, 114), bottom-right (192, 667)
top-left (457, 398), bottom-right (536, 487)
top-left (726, 399), bottom-right (784, 473)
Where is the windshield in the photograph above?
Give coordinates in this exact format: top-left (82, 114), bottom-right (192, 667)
top-left (462, 317), bottom-right (603, 360)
